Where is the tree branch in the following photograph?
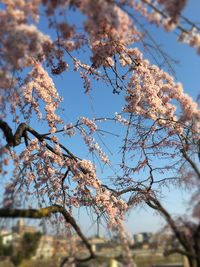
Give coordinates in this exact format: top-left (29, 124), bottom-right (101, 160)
top-left (180, 148), bottom-right (200, 179)
top-left (0, 119), bottom-right (78, 161)
top-left (145, 196), bottom-right (193, 254)
top-left (0, 119), bottom-right (42, 147)
top-left (164, 248), bottom-right (197, 258)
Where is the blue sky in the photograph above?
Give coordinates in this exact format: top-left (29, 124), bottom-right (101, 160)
top-left (1, 1), bottom-right (200, 237)
top-left (45, 2), bottom-right (200, 235)
top-left (35, 1), bottom-right (200, 236)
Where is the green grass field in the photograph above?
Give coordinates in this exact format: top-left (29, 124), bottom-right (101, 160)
top-left (0, 252), bottom-right (183, 267)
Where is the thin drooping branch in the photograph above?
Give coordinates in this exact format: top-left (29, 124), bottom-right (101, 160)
top-left (104, 182), bottom-right (198, 260)
top-left (0, 204), bottom-right (95, 258)
top-left (102, 184), bottom-right (144, 197)
top-left (180, 148), bottom-right (200, 179)
top-left (140, 0), bottom-right (189, 33)
top-left (104, 172), bottom-right (200, 263)
top-left (145, 196), bottom-right (196, 257)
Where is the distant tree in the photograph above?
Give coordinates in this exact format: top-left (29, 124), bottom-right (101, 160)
top-left (0, 235), bottom-right (13, 258)
top-left (11, 232), bottom-right (41, 266)
top-left (0, 231), bottom-right (41, 266)
top-left (0, 236), bottom-right (3, 256)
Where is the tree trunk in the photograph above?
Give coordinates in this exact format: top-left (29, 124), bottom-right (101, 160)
top-left (187, 256), bottom-right (199, 267)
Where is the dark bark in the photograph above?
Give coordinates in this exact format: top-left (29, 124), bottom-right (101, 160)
top-left (145, 196), bottom-right (199, 267)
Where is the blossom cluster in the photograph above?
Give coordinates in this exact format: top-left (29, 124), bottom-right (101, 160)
top-left (0, 0), bottom-right (51, 70)
top-left (72, 159), bottom-right (101, 189)
top-left (70, 159), bottom-right (128, 226)
top-left (96, 190), bottom-right (128, 226)
top-left (129, 0), bottom-right (200, 54)
top-left (22, 63), bottom-right (62, 132)
top-left (81, 131), bottom-right (109, 164)
top-left (124, 50), bottom-right (200, 136)
top-left (76, 0), bottom-right (140, 68)
top-left (115, 112), bottom-right (131, 126)
top-left (4, 135), bottom-right (126, 227)
top-left (63, 123), bottom-right (76, 136)
top-left (0, 0), bottom-right (53, 119)
top-left (80, 117), bottom-right (97, 133)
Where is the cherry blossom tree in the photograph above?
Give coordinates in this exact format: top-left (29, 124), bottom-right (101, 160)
top-left (0, 0), bottom-right (200, 266)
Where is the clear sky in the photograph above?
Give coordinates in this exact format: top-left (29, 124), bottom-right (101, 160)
top-left (44, 1), bottom-right (200, 236)
top-left (37, 0), bottom-right (200, 237)
top-left (2, 1), bottom-right (200, 237)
